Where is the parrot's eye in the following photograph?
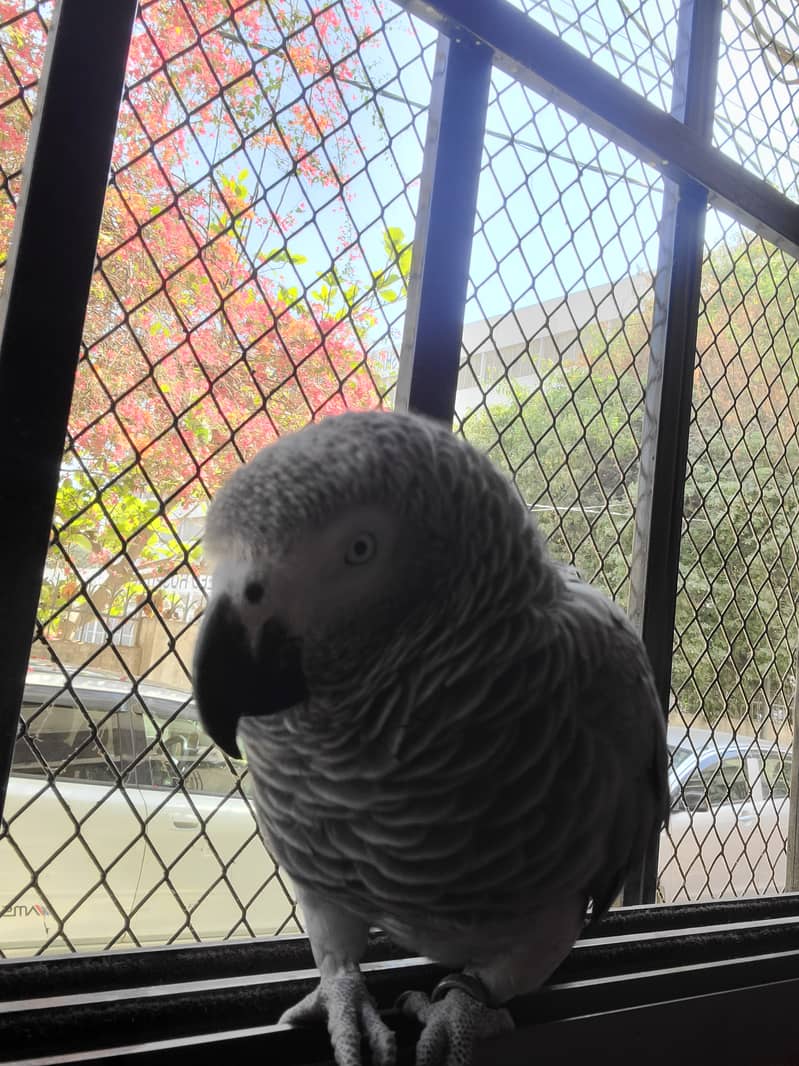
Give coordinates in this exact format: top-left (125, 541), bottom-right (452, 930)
top-left (345, 532), bottom-right (377, 566)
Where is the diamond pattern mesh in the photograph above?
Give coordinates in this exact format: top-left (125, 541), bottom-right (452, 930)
top-left (663, 212), bottom-right (799, 902)
top-left (459, 67), bottom-right (662, 606)
top-left (2, 0), bottom-right (799, 958)
top-left (1, 0), bottom-right (435, 957)
top-left (509, 0), bottom-right (679, 113)
top-left (0, 1), bottom-right (53, 287)
top-left (715, 0), bottom-right (799, 202)
top-left (456, 63), bottom-right (799, 905)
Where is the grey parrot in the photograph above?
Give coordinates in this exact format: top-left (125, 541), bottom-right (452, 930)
top-left (193, 408), bottom-right (668, 1066)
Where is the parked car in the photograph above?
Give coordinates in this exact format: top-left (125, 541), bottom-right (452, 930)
top-left (1, 661), bottom-right (298, 957)
top-left (659, 725), bottom-right (791, 902)
top-left (2, 663), bottom-right (792, 954)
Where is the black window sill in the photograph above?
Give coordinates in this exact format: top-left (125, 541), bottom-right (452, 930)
top-left (3, 895), bottom-right (799, 1064)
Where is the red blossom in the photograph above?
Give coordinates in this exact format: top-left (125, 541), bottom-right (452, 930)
top-left (2, 0), bottom-right (397, 615)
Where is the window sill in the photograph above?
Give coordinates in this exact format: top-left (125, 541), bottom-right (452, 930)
top-left (3, 895), bottom-right (799, 1064)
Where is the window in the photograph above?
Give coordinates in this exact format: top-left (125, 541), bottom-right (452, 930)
top-left (77, 617), bottom-right (137, 647)
top-left (13, 700), bottom-right (121, 784)
top-left (137, 708), bottom-right (252, 799)
top-left (683, 757), bottom-right (751, 812)
top-left (762, 753), bottom-right (791, 802)
top-left (3, 0), bottom-right (799, 964)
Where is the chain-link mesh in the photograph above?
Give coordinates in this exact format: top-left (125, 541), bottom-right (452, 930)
top-left (715, 0), bottom-right (799, 202)
top-left (455, 30), bottom-right (799, 905)
top-left (0, 1), bottom-right (53, 286)
top-left (510, 0), bottom-right (679, 113)
top-left (663, 212), bottom-right (799, 902)
top-left (1, 0), bottom-right (435, 957)
top-left (3, 0), bottom-right (799, 957)
top-left (458, 66), bottom-right (662, 607)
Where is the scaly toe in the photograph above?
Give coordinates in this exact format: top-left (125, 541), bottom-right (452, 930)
top-left (282, 972), bottom-right (395, 1066)
top-left (400, 986), bottom-right (513, 1066)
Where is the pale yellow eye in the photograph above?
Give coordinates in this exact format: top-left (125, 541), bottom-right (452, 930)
top-left (345, 532), bottom-right (377, 565)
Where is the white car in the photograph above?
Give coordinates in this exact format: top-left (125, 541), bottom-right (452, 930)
top-left (1, 662), bottom-right (298, 957)
top-left (659, 725), bottom-right (791, 902)
top-left (2, 665), bottom-right (791, 955)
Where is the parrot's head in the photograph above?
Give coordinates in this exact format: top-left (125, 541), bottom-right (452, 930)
top-left (193, 409), bottom-right (550, 757)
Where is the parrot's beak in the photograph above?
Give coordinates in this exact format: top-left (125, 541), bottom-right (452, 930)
top-left (193, 593), bottom-right (307, 758)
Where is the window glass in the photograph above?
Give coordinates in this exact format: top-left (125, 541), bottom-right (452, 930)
top-left (13, 699), bottom-right (121, 784)
top-left (137, 706), bottom-right (252, 799)
top-left (683, 757), bottom-right (750, 811)
top-left (762, 754), bottom-right (791, 801)
top-left (669, 742), bottom-right (696, 776)
top-left (710, 759), bottom-right (751, 806)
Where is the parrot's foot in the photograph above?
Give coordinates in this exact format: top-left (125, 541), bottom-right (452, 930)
top-left (398, 976), bottom-right (514, 1066)
top-left (280, 969), bottom-right (396, 1066)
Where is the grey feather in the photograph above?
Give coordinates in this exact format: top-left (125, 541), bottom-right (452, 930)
top-left (197, 409), bottom-right (669, 1065)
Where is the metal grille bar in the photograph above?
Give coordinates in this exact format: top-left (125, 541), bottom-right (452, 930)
top-left (623, 0), bottom-right (722, 904)
top-left (395, 0), bottom-right (799, 258)
top-left (0, 0), bottom-right (138, 819)
top-left (395, 34), bottom-right (491, 421)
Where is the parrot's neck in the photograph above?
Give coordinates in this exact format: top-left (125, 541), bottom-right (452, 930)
top-left (264, 561), bottom-right (569, 777)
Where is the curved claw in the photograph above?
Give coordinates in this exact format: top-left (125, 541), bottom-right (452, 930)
top-left (398, 987), bottom-right (513, 1066)
top-left (280, 971), bottom-right (396, 1066)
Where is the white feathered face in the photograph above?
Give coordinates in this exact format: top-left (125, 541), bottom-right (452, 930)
top-left (261, 504), bottom-right (406, 635)
top-left (193, 408), bottom-right (536, 755)
top-left (208, 499), bottom-right (433, 640)
top-left (194, 493), bottom-right (442, 755)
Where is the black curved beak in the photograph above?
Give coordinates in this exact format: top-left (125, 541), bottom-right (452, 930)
top-left (193, 594), bottom-right (307, 758)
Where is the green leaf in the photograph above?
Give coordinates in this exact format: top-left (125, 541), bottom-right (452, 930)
top-left (399, 246), bottom-right (413, 278)
top-left (382, 226), bottom-right (405, 257)
top-left (63, 532), bottom-right (94, 556)
top-left (377, 272), bottom-right (399, 288)
top-left (260, 248), bottom-right (308, 266)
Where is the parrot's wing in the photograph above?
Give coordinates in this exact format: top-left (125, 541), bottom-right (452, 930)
top-left (562, 576), bottom-right (670, 920)
top-left (588, 664), bottom-right (669, 919)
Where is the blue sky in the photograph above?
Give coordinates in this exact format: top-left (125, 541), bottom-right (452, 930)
top-left (170, 0), bottom-right (798, 366)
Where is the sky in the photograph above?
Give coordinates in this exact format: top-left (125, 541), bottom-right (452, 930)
top-left (224, 0), bottom-right (799, 359)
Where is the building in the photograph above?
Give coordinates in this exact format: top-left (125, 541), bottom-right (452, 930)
top-left (456, 273), bottom-right (651, 414)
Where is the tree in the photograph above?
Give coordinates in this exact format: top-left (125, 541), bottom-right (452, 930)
top-left (460, 308), bottom-right (651, 602)
top-left (1, 0), bottom-right (414, 659)
top-left (673, 233), bottom-right (799, 728)
top-left (461, 232), bottom-right (799, 733)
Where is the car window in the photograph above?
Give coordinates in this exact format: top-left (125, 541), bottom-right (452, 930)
top-left (668, 742), bottom-right (696, 777)
top-left (683, 756), bottom-right (750, 811)
top-left (13, 698), bottom-right (121, 784)
top-left (762, 753), bottom-right (791, 801)
top-left (136, 706), bottom-right (253, 799)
